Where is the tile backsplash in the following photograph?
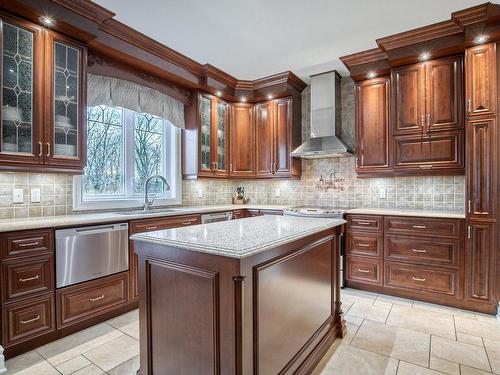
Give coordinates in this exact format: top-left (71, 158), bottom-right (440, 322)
top-left (0, 76), bottom-right (466, 219)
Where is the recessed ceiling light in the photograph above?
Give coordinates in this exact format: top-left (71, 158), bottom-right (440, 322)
top-left (367, 71), bottom-right (376, 79)
top-left (215, 91), bottom-right (222, 97)
top-left (41, 17), bottom-right (54, 26)
top-left (474, 34), bottom-right (488, 44)
top-left (267, 94), bottom-right (273, 100)
top-left (419, 52), bottom-right (431, 61)
top-left (241, 96), bottom-right (247, 102)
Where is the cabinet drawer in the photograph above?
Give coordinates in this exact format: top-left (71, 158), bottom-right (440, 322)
top-left (384, 216), bottom-right (462, 238)
top-left (347, 215), bottom-right (383, 233)
top-left (2, 293), bottom-right (55, 347)
top-left (56, 273), bottom-right (128, 328)
top-left (247, 209), bottom-right (261, 217)
top-left (2, 229), bottom-right (53, 260)
top-left (385, 236), bottom-right (460, 268)
top-left (233, 210), bottom-right (245, 219)
top-left (385, 262), bottom-right (458, 296)
top-left (2, 255), bottom-right (54, 303)
top-left (346, 233), bottom-right (383, 258)
top-left (130, 214), bottom-right (201, 234)
top-left (346, 257), bottom-right (382, 285)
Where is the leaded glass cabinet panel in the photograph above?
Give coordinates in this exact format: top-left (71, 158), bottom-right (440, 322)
top-left (199, 95), bottom-right (212, 172)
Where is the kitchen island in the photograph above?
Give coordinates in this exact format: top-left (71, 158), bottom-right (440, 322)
top-left (131, 215), bottom-right (346, 375)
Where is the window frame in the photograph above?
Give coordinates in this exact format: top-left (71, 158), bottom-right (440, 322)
top-left (73, 106), bottom-right (182, 211)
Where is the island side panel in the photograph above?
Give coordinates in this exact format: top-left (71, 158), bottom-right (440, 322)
top-left (134, 242), bottom-right (240, 375)
top-left (240, 227), bottom-right (345, 375)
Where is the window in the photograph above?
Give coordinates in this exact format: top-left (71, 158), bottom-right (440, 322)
top-left (74, 105), bottom-right (181, 210)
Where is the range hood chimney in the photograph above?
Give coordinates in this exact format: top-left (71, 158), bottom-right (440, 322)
top-left (291, 71), bottom-right (353, 159)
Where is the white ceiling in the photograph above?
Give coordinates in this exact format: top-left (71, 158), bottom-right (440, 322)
top-left (94, 0), bottom-right (488, 81)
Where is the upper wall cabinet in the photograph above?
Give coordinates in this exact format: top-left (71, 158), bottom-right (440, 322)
top-left (229, 103), bottom-right (254, 178)
top-left (392, 55), bottom-right (463, 136)
top-left (465, 43), bottom-right (497, 119)
top-left (355, 77), bottom-right (391, 175)
top-left (0, 15), bottom-right (87, 173)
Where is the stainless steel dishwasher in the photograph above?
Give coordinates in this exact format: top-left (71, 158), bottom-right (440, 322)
top-left (55, 223), bottom-right (129, 288)
top-left (201, 211), bottom-right (233, 224)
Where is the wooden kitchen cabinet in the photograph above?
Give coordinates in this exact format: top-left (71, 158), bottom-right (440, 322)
top-left (465, 43), bottom-right (497, 118)
top-left (229, 103), bottom-right (255, 177)
top-left (255, 101), bottom-right (274, 176)
top-left (355, 77), bottom-right (391, 175)
top-left (0, 15), bottom-right (87, 173)
top-left (465, 221), bottom-right (496, 304)
top-left (466, 118), bottom-right (497, 218)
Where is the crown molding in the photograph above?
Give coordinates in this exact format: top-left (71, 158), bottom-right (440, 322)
top-left (50, 0), bottom-right (115, 23)
top-left (339, 48), bottom-right (388, 69)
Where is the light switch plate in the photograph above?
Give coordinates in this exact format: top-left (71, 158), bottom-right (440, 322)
top-left (198, 189), bottom-right (203, 198)
top-left (31, 188), bottom-right (41, 203)
top-left (13, 188), bottom-right (24, 203)
top-left (379, 187), bottom-right (387, 199)
top-left (275, 188), bottom-right (280, 197)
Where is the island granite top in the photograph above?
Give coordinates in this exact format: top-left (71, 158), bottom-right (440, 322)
top-left (131, 215), bottom-right (346, 259)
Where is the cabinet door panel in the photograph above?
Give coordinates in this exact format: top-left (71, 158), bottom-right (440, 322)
top-left (394, 130), bottom-right (464, 170)
top-left (465, 222), bottom-right (496, 303)
top-left (467, 118), bottom-right (496, 218)
top-left (213, 100), bottom-right (229, 176)
top-left (230, 103), bottom-right (254, 177)
top-left (198, 94), bottom-right (212, 175)
top-left (392, 64), bottom-right (425, 134)
top-left (356, 77), bottom-right (391, 173)
top-left (0, 16), bottom-right (44, 166)
top-left (466, 43), bottom-right (496, 118)
top-left (44, 31), bottom-right (86, 171)
top-left (255, 101), bottom-right (273, 176)
top-left (427, 55), bottom-right (463, 132)
top-left (273, 97), bottom-right (292, 175)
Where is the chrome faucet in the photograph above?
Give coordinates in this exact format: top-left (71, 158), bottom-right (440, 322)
top-left (143, 175), bottom-right (170, 211)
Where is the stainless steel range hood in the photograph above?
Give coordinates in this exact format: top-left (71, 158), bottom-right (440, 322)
top-left (291, 71), bottom-right (353, 159)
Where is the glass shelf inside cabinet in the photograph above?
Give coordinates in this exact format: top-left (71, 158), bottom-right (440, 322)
top-left (200, 96), bottom-right (211, 170)
top-left (216, 102), bottom-right (226, 170)
top-left (53, 41), bottom-right (79, 157)
top-left (1, 22), bottom-right (34, 154)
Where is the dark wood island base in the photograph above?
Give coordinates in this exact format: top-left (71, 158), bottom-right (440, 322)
top-left (134, 225), bottom-right (345, 375)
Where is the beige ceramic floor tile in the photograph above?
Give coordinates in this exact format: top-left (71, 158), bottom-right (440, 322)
top-left (455, 316), bottom-right (500, 342)
top-left (387, 305), bottom-right (455, 339)
top-left (55, 355), bottom-right (92, 375)
top-left (340, 323), bottom-right (360, 345)
top-left (83, 334), bottom-right (139, 372)
top-left (4, 351), bottom-right (44, 375)
top-left (397, 361), bottom-right (448, 375)
top-left (457, 332), bottom-right (484, 347)
top-left (118, 321), bottom-right (139, 340)
top-left (413, 301), bottom-right (476, 319)
top-left (313, 343), bottom-right (398, 375)
top-left (37, 323), bottom-right (123, 366)
top-left (72, 363), bottom-right (105, 375)
top-left (351, 320), bottom-right (430, 367)
top-left (429, 356), bottom-right (460, 375)
top-left (483, 338), bottom-right (500, 374)
top-left (7, 360), bottom-right (59, 375)
top-left (375, 294), bottom-right (413, 307)
top-left (431, 336), bottom-right (491, 372)
top-left (475, 313), bottom-right (500, 324)
top-left (106, 310), bottom-right (138, 330)
top-left (108, 355), bottom-right (140, 375)
top-left (346, 301), bottom-right (391, 323)
top-left (460, 365), bottom-right (494, 375)
top-left (344, 314), bottom-right (364, 326)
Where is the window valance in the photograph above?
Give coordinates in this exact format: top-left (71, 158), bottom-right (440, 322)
top-left (87, 74), bottom-right (185, 129)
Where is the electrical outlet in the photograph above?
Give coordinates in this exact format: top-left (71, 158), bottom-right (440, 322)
top-left (379, 187), bottom-right (387, 199)
top-left (275, 188), bottom-right (280, 197)
top-left (198, 188), bottom-right (203, 198)
top-left (31, 188), bottom-right (41, 203)
top-left (13, 188), bottom-right (24, 203)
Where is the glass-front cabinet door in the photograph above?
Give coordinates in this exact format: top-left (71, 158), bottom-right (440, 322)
top-left (44, 31), bottom-right (86, 170)
top-left (0, 16), bottom-right (43, 166)
top-left (199, 94), bottom-right (212, 174)
top-left (214, 100), bottom-right (228, 175)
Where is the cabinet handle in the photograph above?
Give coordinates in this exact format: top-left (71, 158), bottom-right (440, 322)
top-left (419, 165), bottom-right (433, 169)
top-left (46, 143), bottom-right (50, 157)
top-left (427, 114), bottom-right (430, 127)
top-left (89, 295), bottom-right (105, 302)
top-left (145, 226), bottom-right (158, 231)
top-left (19, 275), bottom-right (40, 282)
top-left (412, 225), bottom-right (426, 229)
top-left (18, 241), bottom-right (39, 248)
top-left (230, 163), bottom-right (233, 172)
top-left (468, 200), bottom-right (471, 213)
top-left (421, 115), bottom-right (425, 127)
top-left (357, 269), bottom-right (370, 273)
top-left (20, 315), bottom-right (40, 324)
top-left (467, 99), bottom-right (471, 113)
top-left (38, 142), bottom-right (43, 157)
top-left (412, 277), bottom-right (426, 282)
top-left (468, 225), bottom-right (472, 239)
top-left (358, 243), bottom-right (370, 247)
top-left (356, 221), bottom-right (372, 225)
top-left (412, 248), bottom-right (427, 253)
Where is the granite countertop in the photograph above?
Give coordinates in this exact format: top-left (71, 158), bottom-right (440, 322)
top-left (131, 215), bottom-right (346, 259)
top-left (346, 207), bottom-right (466, 219)
top-left (0, 205), bottom-right (290, 233)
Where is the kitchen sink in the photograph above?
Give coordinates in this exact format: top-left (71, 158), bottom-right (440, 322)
top-left (116, 208), bottom-right (187, 216)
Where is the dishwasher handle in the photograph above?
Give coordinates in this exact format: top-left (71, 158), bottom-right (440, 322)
top-left (56, 223), bottom-right (129, 238)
